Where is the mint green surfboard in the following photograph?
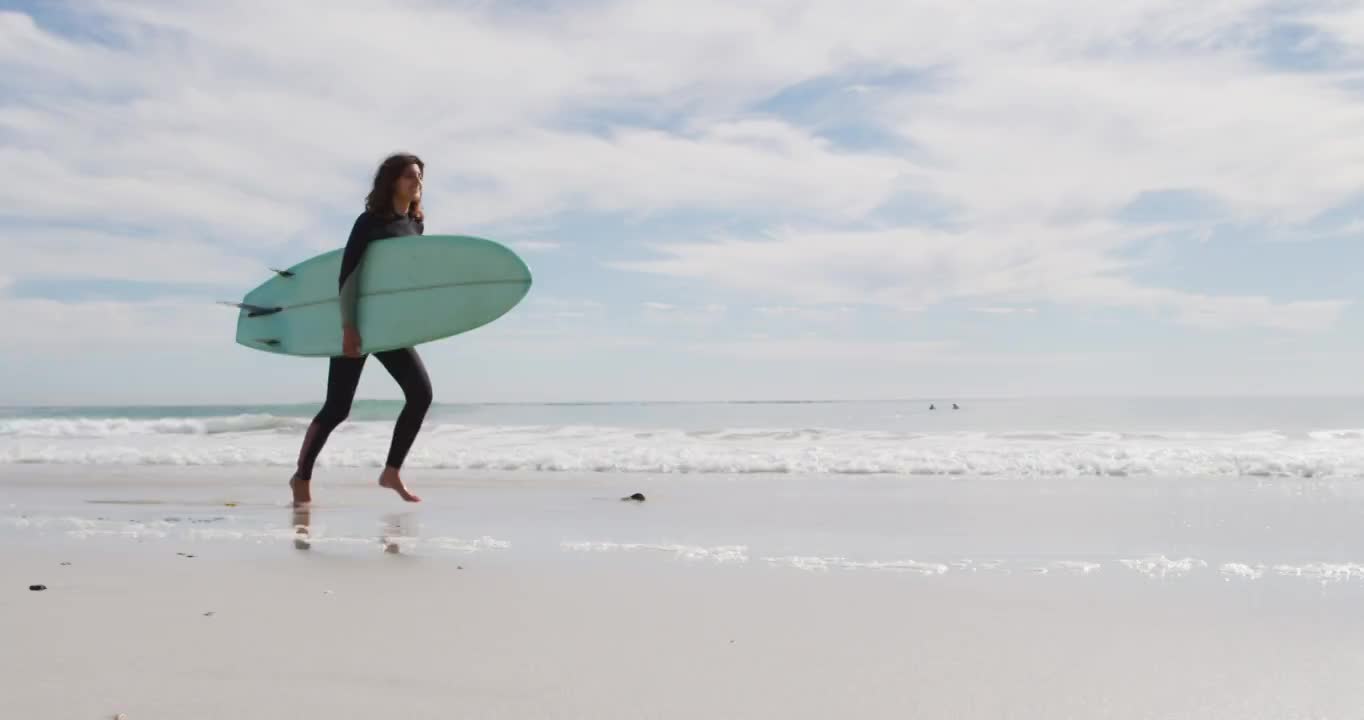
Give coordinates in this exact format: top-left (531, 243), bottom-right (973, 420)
top-left (231, 235), bottom-right (532, 357)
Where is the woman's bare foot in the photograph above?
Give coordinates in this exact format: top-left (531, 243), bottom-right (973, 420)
top-left (289, 473), bottom-right (311, 506)
top-left (378, 467), bottom-right (421, 502)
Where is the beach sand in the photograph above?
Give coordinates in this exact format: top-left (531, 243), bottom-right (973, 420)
top-left (5, 466), bottom-right (1364, 719)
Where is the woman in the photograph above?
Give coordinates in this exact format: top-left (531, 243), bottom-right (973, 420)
top-left (289, 152), bottom-right (433, 506)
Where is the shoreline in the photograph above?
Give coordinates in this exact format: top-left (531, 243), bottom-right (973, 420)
top-left (6, 465), bottom-right (1364, 718)
top-left (6, 464), bottom-right (1364, 585)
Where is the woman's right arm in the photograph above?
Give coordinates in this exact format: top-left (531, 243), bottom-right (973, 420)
top-left (338, 215), bottom-right (370, 356)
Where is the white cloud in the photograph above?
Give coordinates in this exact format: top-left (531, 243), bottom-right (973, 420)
top-left (754, 305), bottom-right (855, 323)
top-left (501, 296), bottom-right (607, 327)
top-left (618, 223), bottom-right (1126, 307)
top-left (0, 145), bottom-right (316, 244)
top-left (0, 0), bottom-right (1358, 389)
top-left (973, 307), bottom-right (1038, 315)
top-left (638, 301), bottom-right (728, 329)
top-left (687, 337), bottom-right (955, 361)
top-left (584, 3), bottom-right (1355, 331)
top-left (0, 0), bottom-right (920, 274)
top-left (511, 240), bottom-right (562, 253)
top-left (1037, 273), bottom-right (1350, 332)
top-left (1146, 291), bottom-right (1345, 333)
top-left (527, 297), bottom-right (605, 311)
top-left (0, 228), bottom-right (262, 286)
top-left (0, 294), bottom-right (226, 347)
top-left (595, 0), bottom-right (1361, 333)
top-left (1301, 3), bottom-right (1364, 56)
top-left (619, 222), bottom-right (1346, 332)
top-left (890, 56), bottom-right (1364, 226)
top-left (0, 2), bottom-right (913, 229)
top-left (440, 122), bottom-right (908, 226)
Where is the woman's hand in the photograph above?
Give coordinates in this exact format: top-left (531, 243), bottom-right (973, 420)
top-left (342, 326), bottom-right (362, 358)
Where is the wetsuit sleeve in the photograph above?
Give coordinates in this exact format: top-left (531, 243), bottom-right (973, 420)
top-left (338, 215), bottom-right (372, 329)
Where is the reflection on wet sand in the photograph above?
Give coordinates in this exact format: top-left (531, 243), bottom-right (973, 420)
top-left (287, 507), bottom-right (422, 554)
top-left (292, 506), bottom-right (311, 550)
top-left (382, 512), bottom-right (419, 554)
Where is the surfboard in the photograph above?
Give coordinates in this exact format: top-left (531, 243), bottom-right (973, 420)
top-left (229, 235), bottom-right (532, 357)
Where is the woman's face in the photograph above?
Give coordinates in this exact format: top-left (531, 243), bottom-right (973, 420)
top-left (397, 163), bottom-right (423, 202)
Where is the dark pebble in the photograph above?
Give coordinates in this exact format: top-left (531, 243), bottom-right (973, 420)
top-left (29, 584), bottom-right (46, 591)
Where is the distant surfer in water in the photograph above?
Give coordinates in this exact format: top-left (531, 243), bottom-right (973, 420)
top-left (289, 153), bottom-right (432, 506)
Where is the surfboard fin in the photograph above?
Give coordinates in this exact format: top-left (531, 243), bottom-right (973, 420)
top-left (269, 267), bottom-right (296, 278)
top-left (218, 301), bottom-right (283, 317)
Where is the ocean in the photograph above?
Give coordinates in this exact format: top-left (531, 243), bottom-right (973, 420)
top-left (3, 396), bottom-right (1363, 478)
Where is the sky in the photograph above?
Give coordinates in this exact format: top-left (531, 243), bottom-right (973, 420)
top-left (2, 0), bottom-right (1364, 405)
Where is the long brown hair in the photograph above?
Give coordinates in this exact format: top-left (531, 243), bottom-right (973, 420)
top-left (364, 152), bottom-right (425, 220)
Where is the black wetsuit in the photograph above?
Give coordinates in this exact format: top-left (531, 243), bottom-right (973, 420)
top-left (294, 210), bottom-right (433, 481)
